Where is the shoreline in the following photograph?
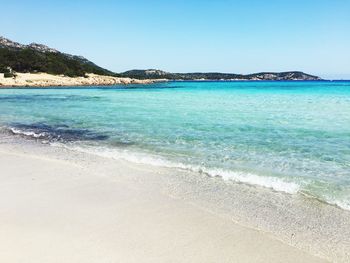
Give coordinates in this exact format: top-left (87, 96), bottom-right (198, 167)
top-left (1, 134), bottom-right (349, 262)
top-left (0, 72), bottom-right (167, 87)
top-left (0, 73), bottom-right (335, 88)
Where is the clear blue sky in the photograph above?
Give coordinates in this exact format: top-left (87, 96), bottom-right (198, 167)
top-left (1, 0), bottom-right (349, 79)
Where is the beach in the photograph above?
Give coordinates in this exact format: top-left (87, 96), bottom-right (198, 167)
top-left (1, 81), bottom-right (350, 262)
top-left (1, 1), bottom-right (349, 261)
top-left (0, 138), bottom-right (329, 263)
top-left (0, 73), bottom-right (166, 87)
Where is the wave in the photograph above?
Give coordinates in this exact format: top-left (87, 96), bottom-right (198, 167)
top-left (63, 144), bottom-right (301, 194)
top-left (70, 145), bottom-right (350, 211)
top-left (5, 122), bottom-right (109, 142)
top-left (9, 127), bottom-right (47, 139)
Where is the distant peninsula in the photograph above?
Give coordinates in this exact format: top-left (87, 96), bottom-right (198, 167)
top-left (0, 36), bottom-right (322, 87)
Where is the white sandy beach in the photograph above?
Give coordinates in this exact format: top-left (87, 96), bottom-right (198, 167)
top-left (0, 140), bottom-right (329, 263)
top-left (0, 73), bottom-right (165, 87)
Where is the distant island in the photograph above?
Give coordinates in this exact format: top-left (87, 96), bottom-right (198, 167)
top-left (0, 36), bottom-right (322, 87)
top-left (120, 69), bottom-right (321, 81)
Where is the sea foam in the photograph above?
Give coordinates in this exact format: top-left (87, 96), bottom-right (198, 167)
top-left (9, 127), bottom-right (47, 138)
top-left (65, 144), bottom-right (301, 194)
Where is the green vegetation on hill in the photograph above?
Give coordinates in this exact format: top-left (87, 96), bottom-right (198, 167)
top-left (0, 47), bottom-right (114, 77)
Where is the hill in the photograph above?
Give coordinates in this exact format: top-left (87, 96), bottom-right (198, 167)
top-left (0, 37), bottom-right (114, 77)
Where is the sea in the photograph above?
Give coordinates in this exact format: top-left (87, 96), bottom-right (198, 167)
top-left (1, 81), bottom-right (349, 210)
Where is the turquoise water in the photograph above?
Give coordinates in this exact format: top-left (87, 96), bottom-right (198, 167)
top-left (1, 81), bottom-right (350, 209)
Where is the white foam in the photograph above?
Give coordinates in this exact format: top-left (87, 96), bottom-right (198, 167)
top-left (202, 168), bottom-right (300, 194)
top-left (9, 127), bottom-right (46, 138)
top-left (63, 144), bottom-right (301, 194)
top-left (325, 197), bottom-right (350, 211)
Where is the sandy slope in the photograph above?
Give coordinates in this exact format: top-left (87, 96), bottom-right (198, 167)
top-left (0, 72), bottom-right (166, 87)
top-left (0, 142), bottom-right (326, 263)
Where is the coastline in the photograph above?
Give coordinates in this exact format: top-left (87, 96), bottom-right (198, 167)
top-left (0, 72), bottom-right (167, 87)
top-left (0, 73), bottom-right (329, 88)
top-left (1, 134), bottom-right (349, 262)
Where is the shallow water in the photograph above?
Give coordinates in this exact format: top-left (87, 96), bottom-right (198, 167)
top-left (0, 81), bottom-right (349, 209)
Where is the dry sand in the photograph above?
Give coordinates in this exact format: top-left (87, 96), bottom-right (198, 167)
top-left (0, 72), bottom-right (166, 87)
top-left (0, 141), bottom-right (327, 263)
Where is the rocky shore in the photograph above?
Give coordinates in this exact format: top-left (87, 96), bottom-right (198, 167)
top-left (0, 73), bottom-right (167, 87)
